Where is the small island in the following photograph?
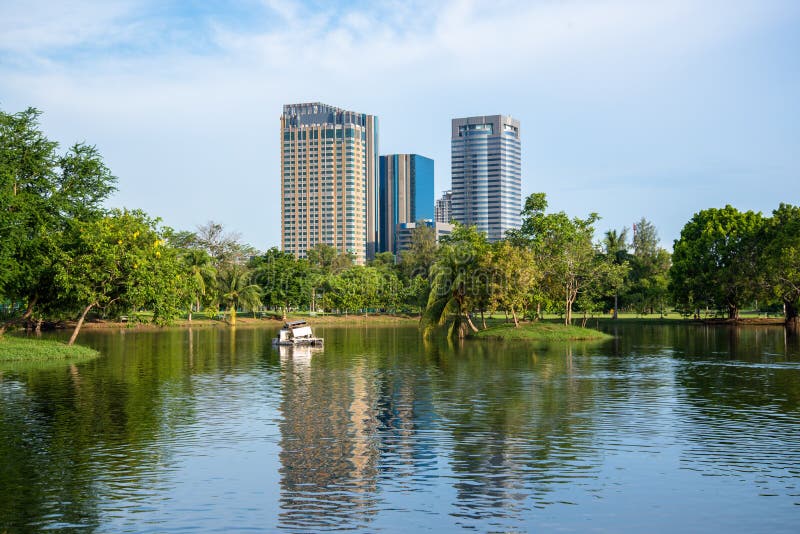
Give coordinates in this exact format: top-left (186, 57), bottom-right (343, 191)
top-left (470, 322), bottom-right (612, 342)
top-left (0, 336), bottom-right (99, 361)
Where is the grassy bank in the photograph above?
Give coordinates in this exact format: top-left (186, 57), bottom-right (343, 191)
top-left (72, 312), bottom-right (421, 330)
top-left (0, 336), bottom-right (99, 361)
top-left (471, 322), bottom-right (612, 342)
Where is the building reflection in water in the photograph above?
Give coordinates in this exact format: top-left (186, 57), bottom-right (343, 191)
top-left (277, 345), bottom-right (380, 531)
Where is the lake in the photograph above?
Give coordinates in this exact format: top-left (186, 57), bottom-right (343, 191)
top-left (1, 323), bottom-right (799, 532)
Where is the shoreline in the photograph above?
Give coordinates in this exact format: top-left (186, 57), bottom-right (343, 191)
top-left (7, 314), bottom-right (789, 334)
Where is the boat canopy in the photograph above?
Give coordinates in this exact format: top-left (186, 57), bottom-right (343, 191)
top-left (291, 326), bottom-right (313, 338)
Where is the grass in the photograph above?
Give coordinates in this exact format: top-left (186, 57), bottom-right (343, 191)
top-left (0, 336), bottom-right (100, 361)
top-left (471, 321), bottom-right (612, 342)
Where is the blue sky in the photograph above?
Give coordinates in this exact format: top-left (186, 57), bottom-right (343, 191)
top-left (2, 0), bottom-right (798, 251)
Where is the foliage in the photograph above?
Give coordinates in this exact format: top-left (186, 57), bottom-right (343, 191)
top-left (399, 223), bottom-right (438, 279)
top-left (511, 193), bottom-right (627, 325)
top-left (53, 209), bottom-right (189, 344)
top-left (487, 241), bottom-right (539, 326)
top-left (422, 224), bottom-right (489, 338)
top-left (252, 248), bottom-right (309, 314)
top-left (670, 206), bottom-right (764, 319)
top-left (181, 248), bottom-right (217, 317)
top-left (0, 107), bottom-right (117, 333)
top-left (217, 264), bottom-right (262, 326)
top-left (619, 218), bottom-right (671, 316)
top-left (762, 203), bottom-right (800, 322)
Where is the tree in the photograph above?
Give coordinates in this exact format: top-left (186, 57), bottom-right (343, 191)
top-left (181, 248), bottom-right (216, 320)
top-left (488, 241), bottom-right (539, 327)
top-left (512, 193), bottom-right (626, 325)
top-left (306, 243), bottom-right (354, 274)
top-left (0, 107), bottom-right (116, 334)
top-left (670, 206), bottom-right (764, 319)
top-left (602, 228), bottom-right (630, 319)
top-left (217, 264), bottom-right (262, 326)
top-left (399, 222), bottom-right (438, 279)
top-left (632, 217), bottom-right (659, 259)
top-left (422, 224), bottom-right (489, 338)
top-left (762, 203), bottom-right (800, 329)
top-left (252, 248), bottom-right (310, 316)
top-left (193, 221), bottom-right (256, 268)
top-left (53, 209), bottom-right (185, 345)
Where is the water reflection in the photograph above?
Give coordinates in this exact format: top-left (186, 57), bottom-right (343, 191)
top-left (1, 323), bottom-right (799, 532)
top-left (278, 342), bottom-right (380, 530)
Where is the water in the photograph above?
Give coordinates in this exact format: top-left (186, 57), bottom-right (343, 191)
top-left (1, 323), bottom-right (799, 532)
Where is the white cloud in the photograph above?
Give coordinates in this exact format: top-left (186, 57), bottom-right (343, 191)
top-left (1, 0), bottom-right (796, 250)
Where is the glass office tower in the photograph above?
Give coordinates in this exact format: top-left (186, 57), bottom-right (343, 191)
top-left (281, 103), bottom-right (379, 264)
top-left (451, 115), bottom-right (521, 242)
top-left (378, 154), bottom-right (434, 254)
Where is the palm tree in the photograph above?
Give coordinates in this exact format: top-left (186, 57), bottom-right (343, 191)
top-left (421, 244), bottom-right (480, 339)
top-left (217, 264), bottom-right (262, 326)
top-left (603, 228), bottom-right (629, 319)
top-left (183, 249), bottom-right (216, 321)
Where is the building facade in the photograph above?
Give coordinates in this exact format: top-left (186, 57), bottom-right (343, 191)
top-left (395, 220), bottom-right (454, 255)
top-left (434, 190), bottom-right (452, 223)
top-left (281, 103), bottom-right (379, 264)
top-left (378, 154), bottom-right (434, 254)
top-left (451, 115), bottom-right (521, 242)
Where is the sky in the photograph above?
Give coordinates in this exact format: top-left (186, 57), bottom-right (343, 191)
top-left (1, 0), bottom-right (798, 251)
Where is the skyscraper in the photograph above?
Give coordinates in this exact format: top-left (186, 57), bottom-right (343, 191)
top-left (378, 154), bottom-right (434, 254)
top-left (435, 190), bottom-right (452, 223)
top-left (281, 103), bottom-right (378, 264)
top-left (451, 115), bottom-right (521, 242)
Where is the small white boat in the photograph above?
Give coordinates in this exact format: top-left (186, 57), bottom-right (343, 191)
top-left (272, 320), bottom-right (324, 346)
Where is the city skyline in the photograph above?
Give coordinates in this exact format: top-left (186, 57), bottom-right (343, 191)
top-left (1, 1), bottom-right (798, 251)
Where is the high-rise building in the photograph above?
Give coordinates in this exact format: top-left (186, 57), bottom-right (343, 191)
top-left (378, 154), bottom-right (434, 254)
top-left (281, 103), bottom-right (379, 264)
top-left (395, 220), bottom-right (454, 254)
top-left (451, 115), bottom-right (521, 242)
top-left (434, 190), bottom-right (452, 223)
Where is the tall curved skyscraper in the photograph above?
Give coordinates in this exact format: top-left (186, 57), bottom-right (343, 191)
top-left (451, 115), bottom-right (521, 242)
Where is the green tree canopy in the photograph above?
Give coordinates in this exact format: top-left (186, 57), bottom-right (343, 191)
top-left (511, 193), bottom-right (626, 325)
top-left (217, 264), bottom-right (262, 326)
top-left (762, 203), bottom-right (800, 327)
top-left (422, 223), bottom-right (489, 338)
top-left (670, 205), bottom-right (764, 319)
top-left (0, 107), bottom-right (117, 333)
top-left (53, 209), bottom-right (187, 344)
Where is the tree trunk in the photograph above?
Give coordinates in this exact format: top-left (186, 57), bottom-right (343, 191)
top-left (613, 293), bottom-right (618, 320)
top-left (0, 295), bottom-right (38, 336)
top-left (68, 303), bottom-right (95, 346)
top-left (188, 308), bottom-right (192, 322)
top-left (581, 311), bottom-right (588, 328)
top-left (229, 306), bottom-right (237, 327)
top-left (512, 309), bottom-right (519, 328)
top-left (786, 300), bottom-right (799, 331)
top-left (565, 297), bottom-right (573, 326)
top-left (728, 304), bottom-right (739, 321)
top-left (34, 318), bottom-right (42, 334)
top-left (536, 302), bottom-right (541, 321)
top-left (464, 312), bottom-right (479, 333)
top-left (480, 310), bottom-right (486, 330)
